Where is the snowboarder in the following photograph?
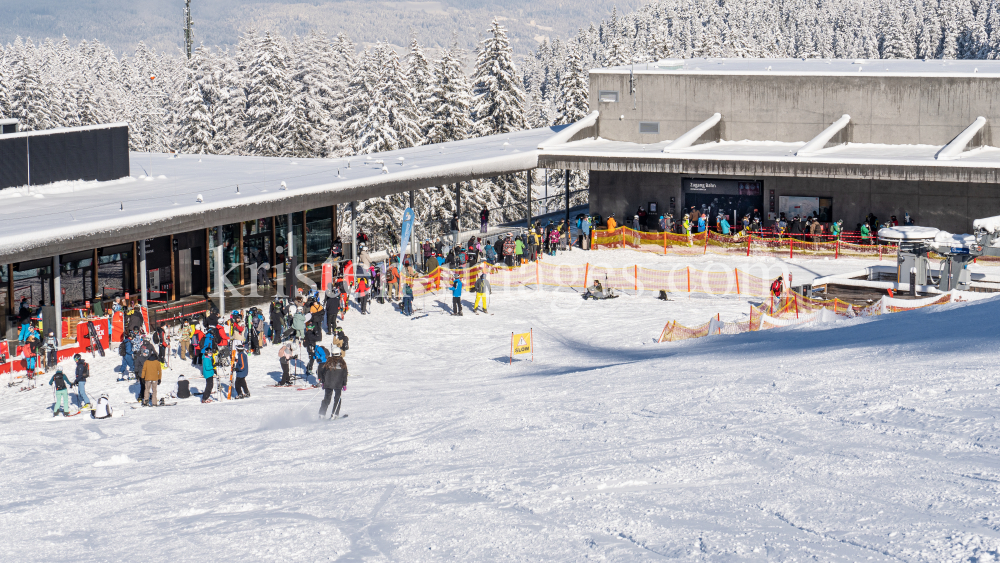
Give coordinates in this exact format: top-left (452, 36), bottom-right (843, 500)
top-left (73, 353), bottom-right (91, 409)
top-left (450, 276), bottom-right (464, 316)
top-left (49, 368), bottom-right (71, 416)
top-left (233, 343), bottom-right (250, 399)
top-left (473, 273), bottom-right (491, 313)
top-left (317, 348), bottom-right (348, 419)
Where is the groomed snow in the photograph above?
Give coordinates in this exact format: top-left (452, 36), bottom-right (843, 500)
top-left (2, 249), bottom-right (1000, 561)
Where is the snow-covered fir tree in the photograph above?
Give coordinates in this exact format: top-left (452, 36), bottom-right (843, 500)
top-left (555, 43), bottom-right (589, 126)
top-left (472, 19), bottom-right (526, 137)
top-left (243, 31), bottom-right (289, 157)
top-left (426, 41), bottom-right (473, 145)
top-left (176, 46), bottom-right (215, 154)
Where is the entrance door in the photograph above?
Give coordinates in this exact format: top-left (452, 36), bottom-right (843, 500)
top-left (178, 248), bottom-right (192, 297)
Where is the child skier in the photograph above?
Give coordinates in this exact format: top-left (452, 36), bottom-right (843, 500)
top-left (49, 368), bottom-right (72, 416)
top-left (73, 353), bottom-right (91, 409)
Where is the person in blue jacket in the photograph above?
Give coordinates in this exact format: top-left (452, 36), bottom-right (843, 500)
top-left (719, 215), bottom-right (731, 235)
top-left (201, 351), bottom-right (216, 403)
top-left (697, 214), bottom-right (707, 233)
top-left (233, 342), bottom-right (250, 399)
top-left (450, 277), bottom-right (463, 316)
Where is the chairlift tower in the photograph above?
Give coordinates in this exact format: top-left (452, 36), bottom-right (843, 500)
top-left (184, 0), bottom-right (194, 59)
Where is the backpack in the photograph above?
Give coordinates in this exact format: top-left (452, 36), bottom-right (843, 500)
top-left (118, 341), bottom-right (127, 357)
top-left (314, 346), bottom-right (329, 363)
top-left (152, 330), bottom-right (161, 345)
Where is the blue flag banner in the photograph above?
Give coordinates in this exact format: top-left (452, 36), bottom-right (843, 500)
top-left (399, 207), bottom-right (414, 273)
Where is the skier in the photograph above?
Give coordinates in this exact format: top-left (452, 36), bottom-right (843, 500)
top-left (73, 353), bottom-right (91, 409)
top-left (291, 306), bottom-right (306, 341)
top-left (317, 348), bottom-right (348, 419)
top-left (450, 275), bottom-right (464, 316)
top-left (473, 272), bottom-right (491, 314)
top-left (153, 323), bottom-right (167, 364)
top-left (43, 330), bottom-right (57, 372)
top-left (233, 342), bottom-right (250, 399)
top-left (324, 283), bottom-right (340, 334)
top-left (178, 319), bottom-right (191, 362)
top-left (50, 368), bottom-right (71, 416)
top-left (141, 350), bottom-right (162, 407)
top-left (357, 276), bottom-right (370, 315)
top-left (277, 342), bottom-right (296, 386)
top-left (201, 350), bottom-right (216, 403)
top-left (831, 220), bottom-right (843, 240)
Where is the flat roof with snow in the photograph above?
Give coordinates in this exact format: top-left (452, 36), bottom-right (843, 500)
top-left (593, 58), bottom-right (1000, 77)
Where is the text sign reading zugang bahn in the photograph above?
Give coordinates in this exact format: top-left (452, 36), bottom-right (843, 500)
top-left (509, 329), bottom-right (534, 364)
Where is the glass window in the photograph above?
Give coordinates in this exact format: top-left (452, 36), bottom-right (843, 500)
top-left (60, 257), bottom-right (94, 307)
top-left (639, 122), bottom-right (660, 134)
top-left (306, 207), bottom-right (333, 264)
top-left (599, 90), bottom-right (619, 103)
top-left (98, 251), bottom-right (131, 300)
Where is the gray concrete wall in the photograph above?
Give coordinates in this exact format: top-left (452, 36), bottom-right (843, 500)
top-left (588, 170), bottom-right (1000, 234)
top-left (590, 72), bottom-right (1000, 147)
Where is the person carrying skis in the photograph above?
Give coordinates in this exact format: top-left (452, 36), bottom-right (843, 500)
top-left (141, 350), bottom-right (162, 407)
top-left (73, 353), bottom-right (91, 409)
top-left (43, 330), bottom-right (58, 372)
top-left (473, 273), bottom-right (491, 314)
top-left (277, 342), bottom-right (296, 386)
top-left (317, 348), bottom-right (348, 419)
top-left (233, 342), bottom-right (250, 399)
top-left (50, 368), bottom-right (71, 416)
top-left (450, 276), bottom-right (464, 316)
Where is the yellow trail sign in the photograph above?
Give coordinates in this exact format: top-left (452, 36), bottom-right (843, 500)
top-left (509, 329), bottom-right (534, 363)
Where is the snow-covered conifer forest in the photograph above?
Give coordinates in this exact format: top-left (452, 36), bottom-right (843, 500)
top-left (2, 0), bottom-right (999, 246)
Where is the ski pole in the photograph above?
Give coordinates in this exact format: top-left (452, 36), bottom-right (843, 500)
top-left (331, 395), bottom-right (343, 419)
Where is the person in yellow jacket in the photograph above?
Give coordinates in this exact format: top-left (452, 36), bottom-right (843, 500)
top-left (682, 214), bottom-right (692, 246)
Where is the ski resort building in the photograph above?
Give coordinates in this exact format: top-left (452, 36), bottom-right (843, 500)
top-left (4, 57), bottom-right (1000, 356)
top-left (543, 58), bottom-right (1000, 235)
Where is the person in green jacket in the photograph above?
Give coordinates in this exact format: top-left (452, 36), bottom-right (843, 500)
top-left (514, 237), bottom-right (524, 264)
top-left (831, 220), bottom-right (843, 240)
top-left (860, 223), bottom-right (871, 243)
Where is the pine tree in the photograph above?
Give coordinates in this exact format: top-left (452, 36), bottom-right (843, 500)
top-left (555, 43), bottom-right (589, 126)
top-left (177, 46), bottom-right (215, 154)
top-left (406, 34), bottom-right (434, 136)
top-left (472, 19), bottom-right (526, 137)
top-left (244, 31), bottom-right (289, 157)
top-left (9, 41), bottom-right (54, 131)
top-left (426, 41), bottom-right (473, 144)
top-left (348, 42), bottom-right (422, 155)
top-left (281, 34), bottom-right (332, 158)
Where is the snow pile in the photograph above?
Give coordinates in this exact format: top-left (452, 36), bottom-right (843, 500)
top-left (93, 454), bottom-right (132, 467)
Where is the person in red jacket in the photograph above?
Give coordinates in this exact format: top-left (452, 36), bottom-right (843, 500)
top-left (356, 277), bottom-right (370, 315)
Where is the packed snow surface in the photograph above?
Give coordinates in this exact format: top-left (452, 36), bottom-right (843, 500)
top-left (3, 250), bottom-right (1000, 561)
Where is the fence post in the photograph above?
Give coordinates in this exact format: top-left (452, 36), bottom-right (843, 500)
top-left (735, 269), bottom-right (740, 295)
top-left (747, 234), bottom-right (751, 257)
top-left (789, 240), bottom-right (794, 259)
top-left (686, 266), bottom-right (691, 293)
top-left (663, 231), bottom-right (667, 255)
top-left (634, 265), bottom-right (638, 291)
top-left (835, 240), bottom-right (839, 259)
top-left (879, 244), bottom-right (882, 261)
top-left (795, 294), bottom-right (799, 319)
top-left (535, 260), bottom-right (540, 286)
top-left (703, 230), bottom-right (709, 255)
top-left (584, 263), bottom-right (589, 288)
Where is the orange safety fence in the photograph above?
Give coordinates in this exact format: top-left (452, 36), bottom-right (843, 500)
top-left (591, 227), bottom-right (895, 261)
top-left (658, 292), bottom-right (954, 343)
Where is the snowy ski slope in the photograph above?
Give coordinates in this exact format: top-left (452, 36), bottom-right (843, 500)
top-left (2, 251), bottom-right (1000, 561)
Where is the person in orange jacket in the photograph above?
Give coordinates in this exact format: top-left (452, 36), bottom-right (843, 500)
top-left (606, 215), bottom-right (617, 230)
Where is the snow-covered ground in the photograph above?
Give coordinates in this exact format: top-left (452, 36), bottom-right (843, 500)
top-left (3, 249), bottom-right (1000, 561)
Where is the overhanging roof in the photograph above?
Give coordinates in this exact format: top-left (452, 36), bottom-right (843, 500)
top-left (539, 138), bottom-right (1000, 184)
top-left (0, 116), bottom-right (598, 265)
top-left (593, 58), bottom-right (1000, 77)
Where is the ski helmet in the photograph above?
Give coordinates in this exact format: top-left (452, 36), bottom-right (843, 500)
top-left (73, 353), bottom-right (82, 362)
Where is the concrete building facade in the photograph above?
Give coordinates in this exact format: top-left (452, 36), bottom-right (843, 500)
top-left (559, 59), bottom-right (1000, 234)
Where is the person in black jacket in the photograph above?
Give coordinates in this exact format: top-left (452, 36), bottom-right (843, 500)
top-left (269, 299), bottom-right (284, 344)
top-left (303, 319), bottom-right (323, 376)
top-left (73, 354), bottom-right (91, 409)
top-left (153, 324), bottom-right (167, 363)
top-left (324, 283), bottom-right (340, 334)
top-left (318, 350), bottom-right (348, 419)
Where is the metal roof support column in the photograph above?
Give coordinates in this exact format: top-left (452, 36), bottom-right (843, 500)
top-left (526, 170), bottom-right (532, 230)
top-left (53, 255), bottom-right (61, 345)
top-left (286, 214), bottom-right (295, 300)
top-left (565, 171), bottom-right (571, 240)
top-left (409, 190), bottom-right (415, 258)
top-left (350, 202), bottom-right (357, 297)
top-left (140, 241), bottom-right (148, 312)
top-left (214, 229), bottom-right (224, 316)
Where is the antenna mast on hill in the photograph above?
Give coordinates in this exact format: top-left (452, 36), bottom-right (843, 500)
top-left (184, 0), bottom-right (194, 59)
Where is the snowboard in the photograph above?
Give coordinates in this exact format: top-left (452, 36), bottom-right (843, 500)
top-left (87, 321), bottom-right (106, 357)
